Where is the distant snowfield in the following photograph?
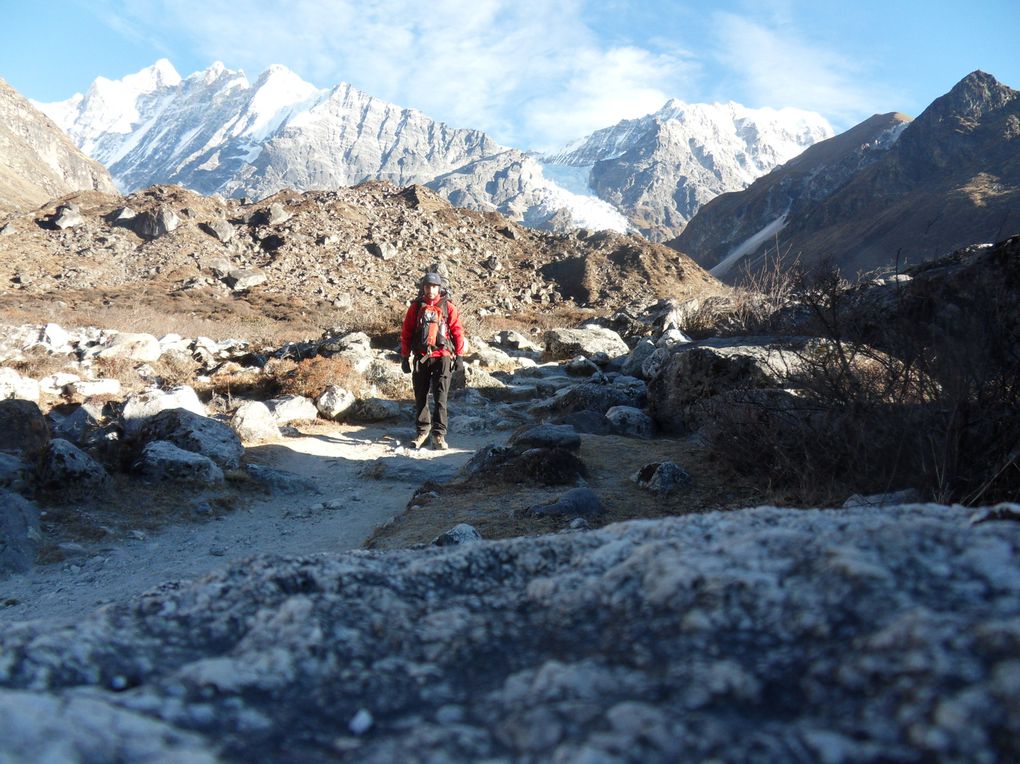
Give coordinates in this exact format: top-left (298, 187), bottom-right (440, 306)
top-left (536, 163), bottom-right (630, 232)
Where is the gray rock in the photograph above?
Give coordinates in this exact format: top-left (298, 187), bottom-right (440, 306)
top-left (531, 380), bottom-right (646, 417)
top-left (648, 339), bottom-right (808, 433)
top-left (433, 523), bottom-right (482, 547)
top-left (0, 453), bottom-right (32, 494)
top-left (51, 203), bottom-right (84, 230)
top-left (224, 269), bottom-right (266, 291)
top-left (0, 367), bottom-right (39, 402)
top-left (202, 218), bottom-right (235, 242)
top-left (605, 405), bottom-right (655, 439)
top-left (122, 386), bottom-right (206, 436)
top-left (619, 338), bottom-right (657, 378)
top-left (134, 440), bottom-right (225, 484)
top-left (263, 202), bottom-right (291, 225)
top-left (346, 398), bottom-right (401, 422)
top-left (139, 409), bottom-right (244, 470)
top-left (97, 332), bottom-right (162, 363)
top-left (844, 489), bottom-right (923, 508)
top-left (133, 206), bottom-right (181, 239)
top-left (0, 505), bottom-right (1016, 761)
top-left (244, 464), bottom-right (319, 495)
top-left (38, 438), bottom-right (109, 495)
top-left (529, 486), bottom-right (604, 517)
top-left (543, 326), bottom-right (630, 362)
top-left (0, 399), bottom-right (49, 454)
top-left (315, 386), bottom-right (356, 421)
top-left (632, 461), bottom-right (691, 496)
top-left (507, 423), bottom-right (581, 452)
top-left (68, 378), bottom-right (122, 397)
top-left (265, 395), bottom-right (319, 423)
top-left (48, 405), bottom-right (103, 446)
top-left (564, 355), bottom-right (600, 376)
top-left (37, 372), bottom-right (80, 396)
top-left (230, 401), bottom-right (281, 443)
top-left (367, 241), bottom-right (397, 260)
top-left (0, 490), bottom-right (40, 576)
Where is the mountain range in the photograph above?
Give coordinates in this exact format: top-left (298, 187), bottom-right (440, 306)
top-left (35, 60), bottom-right (831, 240)
top-left (671, 71), bottom-right (1020, 281)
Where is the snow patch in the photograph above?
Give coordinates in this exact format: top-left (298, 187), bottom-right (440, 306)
top-left (711, 215), bottom-right (788, 278)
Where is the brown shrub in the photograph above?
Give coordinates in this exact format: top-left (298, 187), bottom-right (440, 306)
top-left (8, 347), bottom-right (78, 380)
top-left (269, 356), bottom-right (369, 400)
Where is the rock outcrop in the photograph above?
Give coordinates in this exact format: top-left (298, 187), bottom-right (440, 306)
top-left (0, 504), bottom-right (1016, 762)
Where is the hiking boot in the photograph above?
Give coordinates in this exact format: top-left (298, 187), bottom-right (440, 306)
top-left (411, 431), bottom-right (430, 450)
top-left (432, 434), bottom-right (448, 451)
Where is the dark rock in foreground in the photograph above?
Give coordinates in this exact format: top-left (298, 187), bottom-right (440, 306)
top-left (0, 504), bottom-right (1017, 762)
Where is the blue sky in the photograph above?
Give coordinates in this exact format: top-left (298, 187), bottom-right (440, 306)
top-left (3, 0), bottom-right (1019, 151)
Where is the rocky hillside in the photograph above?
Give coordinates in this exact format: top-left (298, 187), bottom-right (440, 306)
top-left (0, 77), bottom-right (116, 214)
top-left (0, 180), bottom-right (726, 341)
top-left (544, 100), bottom-right (832, 242)
top-left (672, 71), bottom-right (1020, 281)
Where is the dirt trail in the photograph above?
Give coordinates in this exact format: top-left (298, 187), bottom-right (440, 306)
top-left (0, 423), bottom-right (498, 626)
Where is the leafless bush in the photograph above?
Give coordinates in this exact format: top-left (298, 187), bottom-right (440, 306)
top-left (7, 348), bottom-right (78, 380)
top-left (709, 248), bottom-right (1020, 505)
top-left (271, 356), bottom-right (370, 400)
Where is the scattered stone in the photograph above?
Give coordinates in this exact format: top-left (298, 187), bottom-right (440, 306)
top-left (68, 378), bottom-right (122, 398)
top-left (37, 372), bottom-right (80, 396)
top-left (843, 489), bottom-right (923, 508)
top-left (133, 206), bottom-right (181, 239)
top-left (265, 395), bottom-right (319, 424)
top-left (507, 423), bottom-right (581, 452)
top-left (605, 405), bottom-right (655, 439)
top-left (134, 441), bottom-right (225, 484)
top-left (139, 409), bottom-right (245, 470)
top-left (97, 332), bottom-right (162, 363)
top-left (316, 386), bottom-right (356, 421)
top-left (230, 401), bottom-right (281, 443)
top-left (38, 439), bottom-right (109, 495)
top-left (565, 355), bottom-right (600, 376)
top-left (346, 398), bottom-right (401, 422)
top-left (121, 386), bottom-right (207, 437)
top-left (529, 486), bottom-right (604, 517)
top-left (0, 490), bottom-right (40, 576)
top-left (51, 203), bottom-right (84, 230)
top-left (433, 523), bottom-right (482, 547)
top-left (632, 462), bottom-right (691, 496)
top-left (202, 219), bottom-right (235, 242)
top-left (543, 326), bottom-right (630, 362)
top-left (0, 368), bottom-right (40, 402)
top-left (224, 269), bottom-right (266, 291)
top-left (0, 399), bottom-right (49, 454)
top-left (367, 241), bottom-right (397, 260)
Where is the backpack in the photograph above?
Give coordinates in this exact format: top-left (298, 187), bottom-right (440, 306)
top-left (412, 296), bottom-right (450, 356)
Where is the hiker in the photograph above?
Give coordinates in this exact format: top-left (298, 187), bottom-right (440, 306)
top-left (400, 272), bottom-right (466, 450)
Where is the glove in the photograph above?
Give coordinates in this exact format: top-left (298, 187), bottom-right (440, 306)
top-left (401, 356), bottom-right (411, 374)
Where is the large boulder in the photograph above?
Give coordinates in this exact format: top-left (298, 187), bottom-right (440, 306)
top-left (0, 399), bottom-right (49, 455)
top-left (0, 505), bottom-right (1015, 762)
top-left (0, 453), bottom-right (32, 494)
top-left (132, 207), bottom-right (181, 239)
top-left (315, 386), bottom-right (356, 421)
top-left (134, 441), bottom-right (225, 484)
top-left (38, 439), bottom-right (109, 496)
top-left (122, 386), bottom-right (206, 436)
top-left (0, 368), bottom-right (40, 402)
top-left (647, 338), bottom-right (808, 433)
top-left (230, 401), bottom-right (281, 443)
top-left (531, 379), bottom-right (647, 417)
top-left (543, 326), bottom-right (630, 362)
top-left (97, 332), bottom-right (162, 363)
top-left (0, 490), bottom-right (40, 576)
top-left (605, 405), bottom-right (655, 439)
top-left (138, 409), bottom-right (244, 470)
top-left (265, 395), bottom-right (319, 424)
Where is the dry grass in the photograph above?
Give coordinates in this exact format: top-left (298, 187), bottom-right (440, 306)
top-left (6, 347), bottom-right (79, 379)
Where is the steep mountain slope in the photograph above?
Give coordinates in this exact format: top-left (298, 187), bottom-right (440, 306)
top-left (0, 77), bottom-right (117, 213)
top-left (543, 101), bottom-right (833, 241)
top-left (38, 61), bottom-right (629, 233)
top-left (672, 71), bottom-right (1020, 281)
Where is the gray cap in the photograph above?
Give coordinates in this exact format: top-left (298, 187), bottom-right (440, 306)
top-left (422, 272), bottom-right (443, 286)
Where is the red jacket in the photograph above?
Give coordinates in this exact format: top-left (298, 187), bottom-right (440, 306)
top-left (401, 295), bottom-right (466, 359)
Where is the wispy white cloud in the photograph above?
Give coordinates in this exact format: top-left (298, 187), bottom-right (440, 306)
top-left (86, 0), bottom-right (696, 150)
top-left (710, 10), bottom-right (899, 128)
